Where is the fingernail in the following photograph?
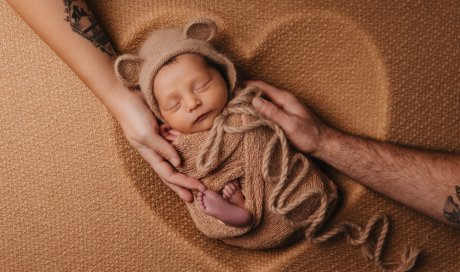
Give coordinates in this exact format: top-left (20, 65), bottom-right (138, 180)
top-left (252, 97), bottom-right (264, 109)
top-left (171, 157), bottom-right (180, 167)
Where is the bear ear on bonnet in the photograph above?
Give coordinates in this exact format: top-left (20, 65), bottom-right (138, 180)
top-left (184, 18), bottom-right (217, 42)
top-left (114, 54), bottom-right (142, 88)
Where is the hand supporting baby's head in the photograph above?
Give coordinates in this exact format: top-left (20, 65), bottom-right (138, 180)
top-left (114, 18), bottom-right (237, 136)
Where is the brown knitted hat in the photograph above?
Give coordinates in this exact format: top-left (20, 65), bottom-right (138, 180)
top-left (114, 18), bottom-right (237, 120)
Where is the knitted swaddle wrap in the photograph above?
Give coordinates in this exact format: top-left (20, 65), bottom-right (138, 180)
top-left (172, 86), bottom-right (420, 271)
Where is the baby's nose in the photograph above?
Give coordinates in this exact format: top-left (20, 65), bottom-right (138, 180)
top-left (187, 97), bottom-right (202, 112)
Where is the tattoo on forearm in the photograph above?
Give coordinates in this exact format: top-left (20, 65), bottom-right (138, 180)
top-left (64, 0), bottom-right (116, 56)
top-left (443, 185), bottom-right (460, 226)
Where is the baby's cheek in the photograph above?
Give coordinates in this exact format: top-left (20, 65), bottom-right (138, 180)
top-left (200, 120), bottom-right (213, 131)
top-left (177, 115), bottom-right (197, 134)
top-left (201, 114), bottom-right (217, 131)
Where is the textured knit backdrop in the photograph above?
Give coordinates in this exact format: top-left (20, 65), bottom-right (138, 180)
top-left (1, 1), bottom-right (459, 271)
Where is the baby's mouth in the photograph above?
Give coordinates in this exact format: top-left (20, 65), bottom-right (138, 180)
top-left (194, 111), bottom-right (210, 124)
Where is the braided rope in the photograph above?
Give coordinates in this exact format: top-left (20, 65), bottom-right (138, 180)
top-left (195, 86), bottom-right (419, 271)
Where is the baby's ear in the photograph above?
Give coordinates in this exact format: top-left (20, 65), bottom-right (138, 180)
top-left (184, 18), bottom-right (217, 42)
top-left (114, 54), bottom-right (142, 88)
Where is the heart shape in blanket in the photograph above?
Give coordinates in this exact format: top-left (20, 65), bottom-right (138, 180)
top-left (113, 8), bottom-right (389, 268)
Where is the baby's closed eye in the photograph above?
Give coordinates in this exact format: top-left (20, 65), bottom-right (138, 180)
top-left (194, 78), bottom-right (211, 92)
top-left (164, 99), bottom-right (181, 111)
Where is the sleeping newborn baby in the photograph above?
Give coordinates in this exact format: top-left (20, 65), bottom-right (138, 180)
top-left (114, 18), bottom-right (420, 270)
top-left (114, 18), bottom-right (338, 249)
top-left (153, 53), bottom-right (254, 228)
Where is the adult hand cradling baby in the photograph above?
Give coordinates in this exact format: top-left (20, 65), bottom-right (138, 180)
top-left (112, 87), bottom-right (205, 203)
top-left (248, 81), bottom-right (460, 230)
top-left (246, 80), bottom-right (329, 156)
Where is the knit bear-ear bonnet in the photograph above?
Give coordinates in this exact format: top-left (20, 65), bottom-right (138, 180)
top-left (114, 18), bottom-right (237, 119)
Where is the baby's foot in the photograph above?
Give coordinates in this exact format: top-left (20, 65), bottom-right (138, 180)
top-left (222, 180), bottom-right (246, 209)
top-left (197, 189), bottom-right (253, 228)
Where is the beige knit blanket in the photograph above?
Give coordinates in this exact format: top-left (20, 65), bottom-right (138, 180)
top-left (172, 87), bottom-right (338, 249)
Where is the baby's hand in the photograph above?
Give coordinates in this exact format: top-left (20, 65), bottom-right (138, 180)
top-left (160, 123), bottom-right (182, 142)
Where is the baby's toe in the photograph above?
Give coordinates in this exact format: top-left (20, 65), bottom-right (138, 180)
top-left (197, 192), bottom-right (204, 203)
top-left (222, 188), bottom-right (229, 198)
top-left (222, 191), bottom-right (229, 199)
top-left (197, 195), bottom-right (206, 211)
top-left (224, 186), bottom-right (234, 196)
top-left (231, 180), bottom-right (240, 189)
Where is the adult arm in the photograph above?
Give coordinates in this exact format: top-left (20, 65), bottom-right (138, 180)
top-left (6, 0), bottom-right (205, 202)
top-left (247, 80), bottom-right (460, 228)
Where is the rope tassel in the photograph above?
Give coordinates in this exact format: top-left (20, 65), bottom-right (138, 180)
top-left (195, 86), bottom-right (420, 271)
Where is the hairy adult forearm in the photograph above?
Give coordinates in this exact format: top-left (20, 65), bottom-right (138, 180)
top-left (313, 128), bottom-right (460, 228)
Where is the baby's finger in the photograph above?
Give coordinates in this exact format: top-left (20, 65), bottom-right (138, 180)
top-left (168, 129), bottom-right (182, 136)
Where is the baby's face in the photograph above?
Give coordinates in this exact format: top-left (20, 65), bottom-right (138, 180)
top-left (153, 54), bottom-right (228, 134)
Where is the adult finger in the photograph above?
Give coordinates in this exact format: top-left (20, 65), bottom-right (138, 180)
top-left (245, 80), bottom-right (309, 118)
top-left (142, 132), bottom-right (181, 168)
top-left (244, 80), bottom-right (295, 110)
top-left (252, 96), bottom-right (292, 128)
top-left (138, 146), bottom-right (205, 191)
top-left (137, 141), bottom-right (207, 202)
top-left (167, 181), bottom-right (195, 203)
